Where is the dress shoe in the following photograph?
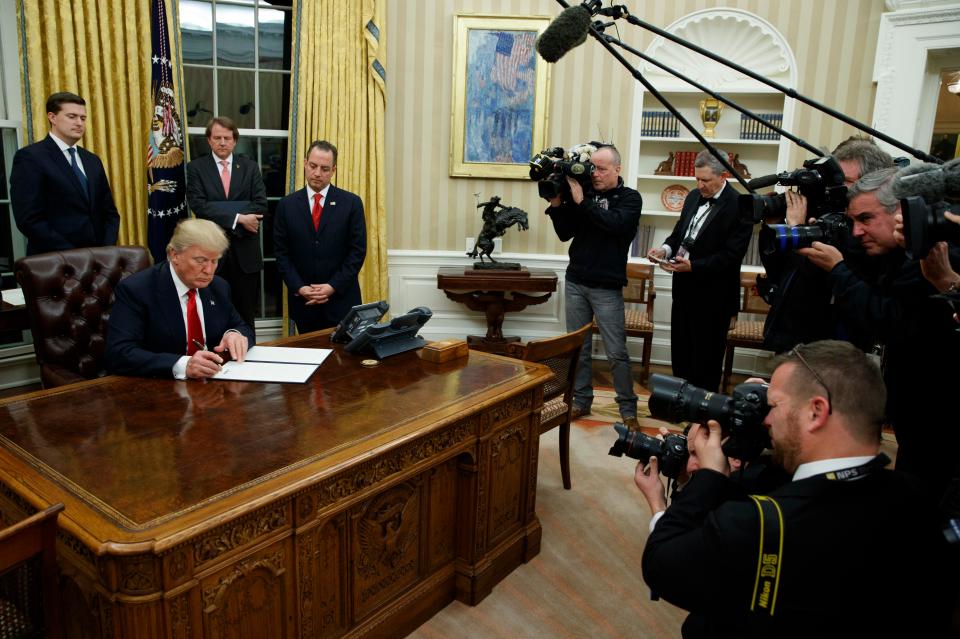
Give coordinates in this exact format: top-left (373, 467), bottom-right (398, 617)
top-left (570, 405), bottom-right (591, 420)
top-left (622, 416), bottom-right (641, 431)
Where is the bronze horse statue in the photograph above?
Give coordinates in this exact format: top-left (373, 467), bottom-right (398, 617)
top-left (467, 196), bottom-right (529, 265)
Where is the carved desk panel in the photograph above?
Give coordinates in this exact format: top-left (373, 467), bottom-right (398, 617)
top-left (0, 331), bottom-right (550, 638)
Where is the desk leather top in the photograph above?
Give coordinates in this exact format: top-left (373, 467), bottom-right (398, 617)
top-left (0, 332), bottom-right (549, 541)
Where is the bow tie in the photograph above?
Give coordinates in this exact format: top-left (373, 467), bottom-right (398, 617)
top-left (699, 196), bottom-right (717, 207)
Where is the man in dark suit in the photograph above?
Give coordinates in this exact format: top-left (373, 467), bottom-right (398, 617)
top-left (10, 91), bottom-right (120, 255)
top-left (186, 116), bottom-right (267, 333)
top-left (106, 219), bottom-right (254, 379)
top-left (648, 150), bottom-right (752, 391)
top-left (634, 340), bottom-right (954, 638)
top-left (274, 140), bottom-right (366, 333)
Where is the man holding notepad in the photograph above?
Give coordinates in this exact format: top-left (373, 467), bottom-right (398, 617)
top-left (186, 116), bottom-right (268, 333)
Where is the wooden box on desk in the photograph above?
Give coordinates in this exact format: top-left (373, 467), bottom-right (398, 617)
top-left (420, 339), bottom-right (469, 363)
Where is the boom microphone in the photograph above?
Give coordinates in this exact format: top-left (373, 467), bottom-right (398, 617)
top-left (536, 5), bottom-right (592, 63)
top-left (746, 173), bottom-right (782, 190)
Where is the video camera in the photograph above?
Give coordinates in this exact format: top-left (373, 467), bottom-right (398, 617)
top-left (529, 143), bottom-right (597, 200)
top-left (893, 157), bottom-right (960, 259)
top-left (608, 374), bottom-right (770, 479)
top-left (740, 156), bottom-right (851, 253)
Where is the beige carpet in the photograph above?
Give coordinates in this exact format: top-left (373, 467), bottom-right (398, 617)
top-left (411, 386), bottom-right (899, 638)
top-left (410, 387), bottom-right (688, 639)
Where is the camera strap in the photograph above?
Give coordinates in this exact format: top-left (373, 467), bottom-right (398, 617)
top-left (746, 454), bottom-right (890, 622)
top-left (747, 495), bottom-right (784, 618)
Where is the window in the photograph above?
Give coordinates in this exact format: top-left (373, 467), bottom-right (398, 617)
top-left (180, 0), bottom-right (293, 321)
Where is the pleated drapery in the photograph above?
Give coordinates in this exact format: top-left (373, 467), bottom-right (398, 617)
top-left (286, 0), bottom-right (388, 333)
top-left (15, 0), bottom-right (160, 248)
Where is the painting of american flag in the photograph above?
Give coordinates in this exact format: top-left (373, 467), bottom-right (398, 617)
top-left (465, 28), bottom-right (538, 164)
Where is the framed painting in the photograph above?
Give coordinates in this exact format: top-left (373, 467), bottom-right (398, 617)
top-left (450, 15), bottom-right (551, 179)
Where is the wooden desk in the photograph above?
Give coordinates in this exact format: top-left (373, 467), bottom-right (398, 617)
top-left (0, 332), bottom-right (551, 638)
top-left (437, 267), bottom-right (558, 354)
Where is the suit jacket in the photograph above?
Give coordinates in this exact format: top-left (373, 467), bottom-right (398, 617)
top-left (10, 135), bottom-right (121, 255)
top-left (105, 262), bottom-right (255, 378)
top-left (186, 154), bottom-right (268, 273)
top-left (274, 185), bottom-right (367, 327)
top-left (642, 464), bottom-right (953, 638)
top-left (664, 184), bottom-right (753, 315)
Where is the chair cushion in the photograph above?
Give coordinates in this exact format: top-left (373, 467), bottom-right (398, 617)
top-left (541, 397), bottom-right (568, 424)
top-left (728, 319), bottom-right (765, 341)
top-left (624, 308), bottom-right (652, 332)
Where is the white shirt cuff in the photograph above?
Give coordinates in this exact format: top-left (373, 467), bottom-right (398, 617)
top-left (660, 244), bottom-right (673, 260)
top-left (649, 510), bottom-right (666, 533)
top-left (173, 355), bottom-right (190, 380)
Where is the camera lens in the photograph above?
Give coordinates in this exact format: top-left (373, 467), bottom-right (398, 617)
top-left (648, 374), bottom-right (732, 425)
top-left (766, 224), bottom-right (826, 251)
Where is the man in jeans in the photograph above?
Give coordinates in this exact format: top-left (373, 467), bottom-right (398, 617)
top-left (545, 144), bottom-right (642, 428)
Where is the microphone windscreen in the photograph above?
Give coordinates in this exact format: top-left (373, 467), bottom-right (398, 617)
top-left (892, 163), bottom-right (944, 203)
top-left (536, 5), bottom-right (591, 63)
top-left (747, 174), bottom-right (781, 190)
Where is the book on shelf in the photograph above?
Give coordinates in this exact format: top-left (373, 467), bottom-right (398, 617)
top-left (641, 110), bottom-right (679, 137)
top-left (739, 112), bottom-right (782, 141)
top-left (631, 224), bottom-right (654, 258)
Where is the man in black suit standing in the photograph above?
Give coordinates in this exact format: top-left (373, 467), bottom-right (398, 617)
top-left (186, 117), bottom-right (268, 333)
top-left (106, 218), bottom-right (254, 379)
top-left (10, 92), bottom-right (120, 255)
top-left (274, 140), bottom-right (366, 333)
top-left (648, 150), bottom-right (752, 391)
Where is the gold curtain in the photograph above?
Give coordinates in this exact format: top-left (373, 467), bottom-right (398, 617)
top-left (286, 0), bottom-right (388, 331)
top-left (15, 0), bottom-right (175, 248)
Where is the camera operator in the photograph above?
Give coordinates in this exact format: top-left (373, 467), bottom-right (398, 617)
top-left (545, 144), bottom-right (642, 427)
top-left (634, 340), bottom-right (953, 638)
top-left (799, 167), bottom-right (960, 506)
top-left (758, 141), bottom-right (893, 353)
top-left (647, 150), bottom-right (753, 391)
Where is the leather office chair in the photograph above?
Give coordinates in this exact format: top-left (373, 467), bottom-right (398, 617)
top-left (592, 262), bottom-right (656, 385)
top-left (0, 502), bottom-right (64, 639)
top-left (721, 271), bottom-right (771, 393)
top-left (15, 246), bottom-right (152, 388)
top-left (506, 322), bottom-right (593, 490)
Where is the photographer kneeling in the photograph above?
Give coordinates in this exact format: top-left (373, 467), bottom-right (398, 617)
top-left (635, 340), bottom-right (953, 638)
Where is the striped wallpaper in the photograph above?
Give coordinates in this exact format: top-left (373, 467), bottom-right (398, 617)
top-left (384, 0), bottom-right (886, 255)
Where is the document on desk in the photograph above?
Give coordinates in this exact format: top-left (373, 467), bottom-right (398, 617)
top-left (210, 346), bottom-right (332, 383)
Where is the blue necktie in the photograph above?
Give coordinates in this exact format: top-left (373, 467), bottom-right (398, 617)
top-left (67, 147), bottom-right (89, 193)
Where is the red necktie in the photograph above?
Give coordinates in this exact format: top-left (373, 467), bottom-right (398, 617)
top-left (186, 289), bottom-right (204, 355)
top-left (312, 193), bottom-right (323, 231)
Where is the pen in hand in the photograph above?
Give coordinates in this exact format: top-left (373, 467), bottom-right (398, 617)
top-left (191, 339), bottom-right (232, 366)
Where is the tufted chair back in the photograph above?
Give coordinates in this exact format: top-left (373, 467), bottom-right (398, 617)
top-left (15, 246), bottom-right (152, 388)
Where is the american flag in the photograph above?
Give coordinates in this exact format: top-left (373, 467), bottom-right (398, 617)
top-left (490, 31), bottom-right (534, 92)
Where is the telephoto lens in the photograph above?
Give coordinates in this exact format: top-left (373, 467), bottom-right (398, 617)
top-left (607, 422), bottom-right (688, 480)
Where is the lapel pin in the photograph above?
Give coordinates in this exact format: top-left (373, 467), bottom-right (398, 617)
top-left (329, 201), bottom-right (335, 206)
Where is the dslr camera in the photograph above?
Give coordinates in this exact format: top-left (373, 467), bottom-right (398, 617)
top-left (608, 374), bottom-right (770, 479)
top-left (741, 155), bottom-right (852, 253)
top-left (529, 143), bottom-right (597, 200)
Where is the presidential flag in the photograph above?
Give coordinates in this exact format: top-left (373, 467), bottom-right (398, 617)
top-left (146, 0), bottom-right (187, 263)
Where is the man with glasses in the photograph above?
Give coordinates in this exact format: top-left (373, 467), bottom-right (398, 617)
top-left (634, 340), bottom-right (952, 638)
top-left (106, 219), bottom-right (254, 379)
